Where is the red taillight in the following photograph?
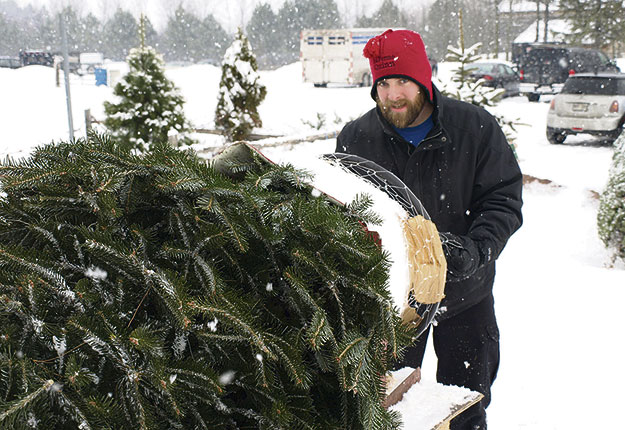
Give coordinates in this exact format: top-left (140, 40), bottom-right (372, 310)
top-left (483, 75), bottom-right (493, 81)
top-left (610, 100), bottom-right (619, 113)
top-left (519, 69), bottom-right (524, 80)
top-left (568, 69), bottom-right (576, 76)
top-left (550, 99), bottom-right (555, 110)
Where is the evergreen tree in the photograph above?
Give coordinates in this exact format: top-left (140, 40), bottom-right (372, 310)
top-left (77, 13), bottom-right (104, 53)
top-left (275, 1), bottom-right (303, 65)
top-left (57, 6), bottom-right (82, 52)
top-left (162, 6), bottom-right (228, 63)
top-left (356, 0), bottom-right (409, 28)
top-left (143, 16), bottom-right (160, 52)
top-left (247, 3), bottom-right (282, 68)
top-left (598, 133), bottom-right (625, 262)
top-left (200, 14), bottom-right (229, 64)
top-left (215, 28), bottom-right (267, 142)
top-left (297, 0), bottom-right (341, 29)
top-left (560, 0), bottom-right (625, 52)
top-left (103, 17), bottom-right (193, 152)
top-left (162, 5), bottom-right (204, 62)
top-left (26, 7), bottom-right (56, 52)
top-left (423, 0), bottom-right (464, 60)
top-left (103, 8), bottom-right (138, 60)
top-left (0, 135), bottom-right (411, 429)
top-left (274, 0), bottom-right (341, 67)
top-left (0, 12), bottom-right (19, 55)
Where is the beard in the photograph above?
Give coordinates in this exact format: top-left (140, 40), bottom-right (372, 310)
top-left (377, 93), bottom-right (426, 128)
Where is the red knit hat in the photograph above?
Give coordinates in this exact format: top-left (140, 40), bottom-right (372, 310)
top-left (363, 29), bottom-right (433, 102)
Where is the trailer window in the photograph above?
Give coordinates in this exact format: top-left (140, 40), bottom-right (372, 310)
top-left (353, 35), bottom-right (373, 45)
top-left (328, 36), bottom-right (345, 45)
top-left (306, 36), bottom-right (323, 45)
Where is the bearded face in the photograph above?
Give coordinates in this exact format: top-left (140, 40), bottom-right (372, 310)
top-left (375, 79), bottom-right (427, 129)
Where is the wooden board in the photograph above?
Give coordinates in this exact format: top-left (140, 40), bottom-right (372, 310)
top-left (434, 391), bottom-right (483, 430)
top-left (388, 368), bottom-right (483, 430)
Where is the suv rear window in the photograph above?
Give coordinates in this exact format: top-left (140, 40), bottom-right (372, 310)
top-left (525, 48), bottom-right (568, 68)
top-left (561, 76), bottom-right (625, 95)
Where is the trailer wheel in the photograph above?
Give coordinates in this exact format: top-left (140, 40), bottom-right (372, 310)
top-left (360, 73), bottom-right (372, 87)
top-left (314, 83), bottom-right (327, 88)
top-left (527, 93), bottom-right (540, 102)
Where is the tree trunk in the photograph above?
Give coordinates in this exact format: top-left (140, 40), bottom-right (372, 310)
top-left (544, 2), bottom-right (550, 42)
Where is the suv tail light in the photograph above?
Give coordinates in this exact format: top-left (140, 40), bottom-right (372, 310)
top-left (550, 99), bottom-right (555, 110)
top-left (568, 69), bottom-right (576, 76)
top-left (610, 100), bottom-right (619, 113)
top-left (519, 69), bottom-right (524, 81)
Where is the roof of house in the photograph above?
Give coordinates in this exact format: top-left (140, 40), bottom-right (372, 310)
top-left (513, 19), bottom-right (592, 44)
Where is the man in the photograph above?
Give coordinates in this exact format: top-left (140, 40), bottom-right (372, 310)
top-left (335, 29), bottom-right (523, 429)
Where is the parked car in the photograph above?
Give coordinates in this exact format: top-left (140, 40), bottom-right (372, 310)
top-left (469, 61), bottom-right (520, 97)
top-left (546, 73), bottom-right (625, 144)
top-left (516, 44), bottom-right (620, 101)
top-left (0, 56), bottom-right (21, 69)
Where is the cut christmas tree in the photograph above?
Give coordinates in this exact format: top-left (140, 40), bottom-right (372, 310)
top-left (0, 135), bottom-right (422, 429)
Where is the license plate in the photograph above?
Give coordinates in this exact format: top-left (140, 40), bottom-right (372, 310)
top-left (571, 103), bottom-right (588, 112)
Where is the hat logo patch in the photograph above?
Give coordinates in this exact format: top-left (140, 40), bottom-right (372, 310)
top-left (373, 55), bottom-right (396, 70)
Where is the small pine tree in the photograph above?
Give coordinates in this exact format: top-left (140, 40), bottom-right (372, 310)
top-left (441, 10), bottom-right (521, 148)
top-left (104, 15), bottom-right (193, 152)
top-left (441, 8), bottom-right (504, 108)
top-left (215, 27), bottom-right (267, 142)
top-left (442, 41), bottom-right (504, 108)
top-left (598, 133), bottom-right (625, 262)
top-left (0, 135), bottom-right (412, 429)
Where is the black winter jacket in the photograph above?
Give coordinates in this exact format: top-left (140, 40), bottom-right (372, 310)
top-left (335, 84), bottom-right (523, 320)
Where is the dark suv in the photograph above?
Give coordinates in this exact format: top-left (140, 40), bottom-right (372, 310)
top-left (516, 44), bottom-right (620, 101)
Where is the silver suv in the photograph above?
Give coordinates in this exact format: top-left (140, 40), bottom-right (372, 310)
top-left (546, 73), bottom-right (625, 144)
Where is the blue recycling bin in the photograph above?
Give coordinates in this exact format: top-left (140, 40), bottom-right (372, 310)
top-left (94, 68), bottom-right (107, 86)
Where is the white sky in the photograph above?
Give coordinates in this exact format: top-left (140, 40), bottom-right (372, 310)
top-left (13, 0), bottom-right (434, 32)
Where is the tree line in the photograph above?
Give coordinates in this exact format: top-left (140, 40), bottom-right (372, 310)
top-left (1, 0), bottom-right (623, 69)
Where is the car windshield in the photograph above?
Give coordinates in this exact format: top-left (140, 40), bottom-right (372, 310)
top-left (561, 77), bottom-right (625, 95)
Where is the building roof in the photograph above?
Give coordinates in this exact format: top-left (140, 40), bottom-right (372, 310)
top-left (514, 19), bottom-right (592, 44)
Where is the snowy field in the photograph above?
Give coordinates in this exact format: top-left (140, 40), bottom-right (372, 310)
top-left (1, 61), bottom-right (625, 429)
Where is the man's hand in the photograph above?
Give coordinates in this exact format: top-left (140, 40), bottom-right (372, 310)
top-left (439, 232), bottom-right (481, 282)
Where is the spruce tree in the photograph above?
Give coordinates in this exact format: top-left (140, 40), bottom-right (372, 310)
top-left (103, 16), bottom-right (193, 152)
top-left (356, 0), bottom-right (409, 28)
top-left (246, 3), bottom-right (281, 69)
top-left (598, 133), bottom-right (625, 262)
top-left (0, 135), bottom-right (412, 429)
top-left (162, 5), bottom-right (205, 62)
top-left (102, 8), bottom-right (138, 61)
top-left (215, 28), bottom-right (267, 142)
top-left (560, 0), bottom-right (625, 53)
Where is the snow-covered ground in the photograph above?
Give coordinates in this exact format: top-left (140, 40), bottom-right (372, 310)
top-left (1, 61), bottom-right (624, 429)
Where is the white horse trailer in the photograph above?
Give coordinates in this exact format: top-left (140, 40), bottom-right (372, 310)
top-left (300, 28), bottom-right (386, 87)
